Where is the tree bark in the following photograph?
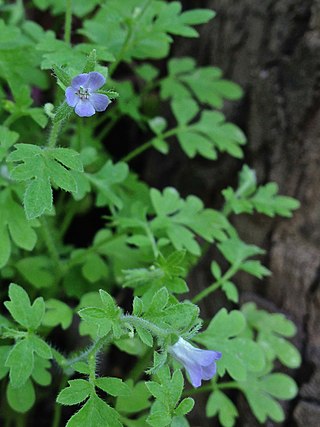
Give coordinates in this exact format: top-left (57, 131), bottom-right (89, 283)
top-left (171, 0), bottom-right (320, 425)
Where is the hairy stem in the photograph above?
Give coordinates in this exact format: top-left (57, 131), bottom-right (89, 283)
top-left (64, 0), bottom-right (72, 44)
top-left (48, 121), bottom-right (62, 148)
top-left (122, 314), bottom-right (173, 338)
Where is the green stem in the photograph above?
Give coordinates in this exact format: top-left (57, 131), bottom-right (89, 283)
top-left (39, 217), bottom-right (63, 275)
top-left (109, 25), bottom-right (133, 76)
top-left (121, 127), bottom-right (180, 163)
top-left (58, 200), bottom-right (78, 238)
top-left (192, 263), bottom-right (239, 304)
top-left (127, 348), bottom-right (153, 383)
top-left (51, 375), bottom-right (68, 427)
top-left (182, 381), bottom-right (239, 397)
top-left (109, 0), bottom-right (152, 76)
top-left (64, 0), bottom-right (72, 44)
top-left (97, 114), bottom-right (120, 141)
top-left (218, 381), bottom-right (240, 390)
top-left (183, 384), bottom-right (213, 396)
top-left (48, 121), bottom-right (61, 148)
top-left (143, 223), bottom-right (159, 258)
top-left (122, 315), bottom-right (173, 338)
top-left (3, 113), bottom-right (22, 128)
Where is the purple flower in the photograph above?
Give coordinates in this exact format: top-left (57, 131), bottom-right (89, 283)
top-left (169, 337), bottom-right (221, 388)
top-left (65, 72), bottom-right (110, 117)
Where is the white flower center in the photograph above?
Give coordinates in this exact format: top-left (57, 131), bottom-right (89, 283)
top-left (76, 86), bottom-right (90, 100)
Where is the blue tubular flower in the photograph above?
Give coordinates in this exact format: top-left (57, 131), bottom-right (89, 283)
top-left (65, 72), bottom-right (110, 117)
top-left (169, 337), bottom-right (221, 388)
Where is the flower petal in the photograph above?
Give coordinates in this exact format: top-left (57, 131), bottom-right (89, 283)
top-left (84, 72), bottom-right (106, 91)
top-left (192, 349), bottom-right (222, 367)
top-left (185, 362), bottom-right (203, 388)
top-left (201, 361), bottom-right (217, 380)
top-left (90, 93), bottom-right (110, 112)
top-left (65, 87), bottom-right (78, 107)
top-left (71, 73), bottom-right (89, 90)
top-left (75, 100), bottom-right (95, 117)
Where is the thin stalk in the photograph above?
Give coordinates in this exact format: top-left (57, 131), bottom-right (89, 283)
top-left (39, 217), bottom-right (63, 275)
top-left (3, 113), bottom-right (22, 127)
top-left (127, 348), bottom-right (153, 383)
top-left (143, 223), bottom-right (159, 258)
top-left (64, 0), bottom-right (72, 44)
top-left (183, 384), bottom-right (213, 396)
top-left (192, 263), bottom-right (240, 304)
top-left (182, 381), bottom-right (239, 397)
top-left (121, 127), bottom-right (180, 163)
top-left (122, 315), bottom-right (173, 338)
top-left (51, 375), bottom-right (68, 427)
top-left (97, 114), bottom-right (120, 141)
top-left (48, 121), bottom-right (61, 148)
top-left (109, 0), bottom-right (152, 76)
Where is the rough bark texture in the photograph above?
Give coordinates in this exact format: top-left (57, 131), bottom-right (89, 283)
top-left (163, 0), bottom-right (320, 425)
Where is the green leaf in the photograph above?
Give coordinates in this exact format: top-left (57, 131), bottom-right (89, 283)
top-left (149, 117), bottom-right (167, 135)
top-left (7, 144), bottom-right (83, 219)
top-left (5, 339), bottom-right (34, 388)
top-left (136, 64), bottom-right (160, 82)
top-left (4, 283), bottom-right (44, 329)
top-left (6, 379), bottom-right (35, 413)
top-left (43, 298), bottom-right (73, 330)
top-left (195, 309), bottom-right (265, 381)
top-left (171, 416), bottom-right (190, 427)
top-left (133, 297), bottom-right (144, 316)
top-left (135, 326), bottom-right (153, 347)
top-left (78, 307), bottom-right (112, 337)
top-left (171, 98), bottom-right (198, 125)
top-left (147, 287), bottom-right (169, 313)
top-left (239, 372), bottom-right (297, 424)
top-left (52, 64), bottom-right (71, 86)
top-left (116, 381), bottom-right (151, 414)
top-left (0, 126), bottom-right (19, 162)
top-left (218, 238), bottom-right (264, 265)
top-left (261, 373), bottom-right (298, 399)
top-left (29, 334), bottom-right (52, 359)
top-left (175, 397), bottom-right (194, 416)
top-left (16, 256), bottom-right (54, 289)
top-left (66, 393), bottom-right (122, 427)
top-left (95, 377), bottom-right (131, 397)
top-left (32, 355), bottom-right (52, 386)
top-left (24, 176), bottom-right (53, 219)
top-left (99, 289), bottom-right (119, 319)
top-left (72, 362), bottom-right (90, 375)
top-left (251, 183), bottom-right (300, 217)
top-left (57, 379), bottom-right (92, 406)
top-left (192, 111), bottom-right (246, 158)
top-left (0, 346), bottom-right (11, 380)
top-left (180, 9), bottom-right (216, 25)
top-left (206, 390), bottom-right (238, 427)
top-left (82, 254), bottom-right (108, 283)
top-left (83, 49), bottom-right (97, 73)
top-left (242, 303), bottom-right (301, 367)
top-left (240, 260), bottom-right (271, 278)
top-left (87, 161), bottom-right (129, 209)
top-left (4, 283), bottom-right (32, 328)
top-left (0, 189), bottom-right (38, 268)
top-left (150, 188), bottom-right (228, 256)
top-left (222, 281), bottom-right (239, 303)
